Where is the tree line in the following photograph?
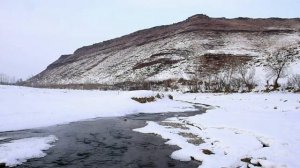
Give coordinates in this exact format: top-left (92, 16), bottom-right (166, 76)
top-left (0, 73), bottom-right (23, 85)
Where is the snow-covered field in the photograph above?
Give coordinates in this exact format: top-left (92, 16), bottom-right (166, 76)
top-left (135, 93), bottom-right (300, 168)
top-left (1, 85), bottom-right (300, 167)
top-left (0, 85), bottom-right (195, 132)
top-left (0, 85), bottom-right (195, 166)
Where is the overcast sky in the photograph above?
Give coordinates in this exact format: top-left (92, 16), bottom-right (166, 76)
top-left (1, 0), bottom-right (300, 79)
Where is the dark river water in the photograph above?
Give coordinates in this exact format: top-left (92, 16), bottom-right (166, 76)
top-left (1, 109), bottom-right (205, 168)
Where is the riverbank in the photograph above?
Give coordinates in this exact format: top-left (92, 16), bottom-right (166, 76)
top-left (136, 92), bottom-right (300, 168)
top-left (0, 85), bottom-right (195, 132)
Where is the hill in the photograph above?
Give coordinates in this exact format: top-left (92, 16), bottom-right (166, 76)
top-left (27, 14), bottom-right (300, 91)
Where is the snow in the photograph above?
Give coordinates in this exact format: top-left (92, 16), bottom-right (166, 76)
top-left (0, 135), bottom-right (57, 167)
top-left (30, 31), bottom-right (300, 86)
top-left (1, 85), bottom-right (300, 167)
top-left (0, 85), bottom-right (195, 132)
top-left (289, 60), bottom-right (300, 75)
top-left (135, 92), bottom-right (300, 168)
top-left (0, 137), bottom-right (8, 141)
top-left (0, 85), bottom-right (195, 166)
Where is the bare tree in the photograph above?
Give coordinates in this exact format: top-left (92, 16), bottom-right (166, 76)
top-left (266, 47), bottom-right (299, 89)
top-left (0, 73), bottom-right (16, 85)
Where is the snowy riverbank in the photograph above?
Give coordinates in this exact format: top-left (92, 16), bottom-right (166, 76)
top-left (1, 85), bottom-right (299, 167)
top-left (135, 92), bottom-right (300, 168)
top-left (0, 85), bottom-right (195, 132)
top-left (0, 85), bottom-right (195, 166)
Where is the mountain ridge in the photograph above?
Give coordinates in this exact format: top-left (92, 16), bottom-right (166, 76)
top-left (46, 14), bottom-right (300, 70)
top-left (27, 14), bottom-right (300, 91)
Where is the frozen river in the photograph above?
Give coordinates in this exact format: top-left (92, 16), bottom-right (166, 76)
top-left (1, 110), bottom-right (204, 168)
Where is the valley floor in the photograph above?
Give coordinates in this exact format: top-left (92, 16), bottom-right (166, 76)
top-left (0, 85), bottom-right (299, 167)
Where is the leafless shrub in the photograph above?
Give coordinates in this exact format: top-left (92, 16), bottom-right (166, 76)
top-left (202, 63), bottom-right (257, 93)
top-left (236, 66), bottom-right (257, 92)
top-left (210, 73), bottom-right (228, 92)
top-left (131, 96), bottom-right (155, 103)
top-left (287, 74), bottom-right (300, 90)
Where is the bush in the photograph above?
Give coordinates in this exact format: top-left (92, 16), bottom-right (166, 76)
top-left (168, 94), bottom-right (173, 100)
top-left (131, 96), bottom-right (155, 103)
top-left (287, 74), bottom-right (300, 90)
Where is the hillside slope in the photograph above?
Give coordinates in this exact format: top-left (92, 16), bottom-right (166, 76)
top-left (27, 14), bottom-right (300, 89)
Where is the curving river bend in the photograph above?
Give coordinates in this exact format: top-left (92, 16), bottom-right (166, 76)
top-left (1, 110), bottom-right (204, 168)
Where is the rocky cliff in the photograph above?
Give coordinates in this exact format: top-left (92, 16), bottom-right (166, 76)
top-left (28, 14), bottom-right (300, 89)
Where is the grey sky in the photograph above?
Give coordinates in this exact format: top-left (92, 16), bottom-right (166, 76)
top-left (1, 0), bottom-right (300, 79)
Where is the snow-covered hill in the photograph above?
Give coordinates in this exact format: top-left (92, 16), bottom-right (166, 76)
top-left (27, 15), bottom-right (300, 90)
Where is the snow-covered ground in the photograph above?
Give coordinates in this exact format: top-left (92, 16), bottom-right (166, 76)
top-left (0, 135), bottom-right (57, 167)
top-left (0, 85), bottom-right (195, 132)
top-left (135, 93), bottom-right (300, 168)
top-left (1, 85), bottom-right (300, 167)
top-left (0, 85), bottom-right (195, 167)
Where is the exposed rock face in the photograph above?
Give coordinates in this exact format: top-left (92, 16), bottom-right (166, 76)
top-left (28, 14), bottom-right (300, 86)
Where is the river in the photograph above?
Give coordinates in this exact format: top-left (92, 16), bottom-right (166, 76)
top-left (1, 109), bottom-right (204, 168)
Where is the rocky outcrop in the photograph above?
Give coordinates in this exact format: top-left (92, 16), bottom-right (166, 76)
top-left (27, 14), bottom-right (300, 87)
